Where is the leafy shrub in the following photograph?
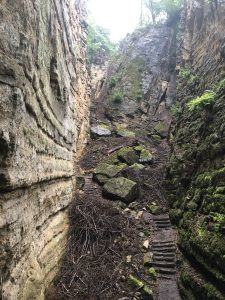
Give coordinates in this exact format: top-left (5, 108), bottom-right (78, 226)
top-left (112, 91), bottom-right (123, 104)
top-left (214, 78), bottom-right (225, 94)
top-left (87, 21), bottom-right (116, 64)
top-left (187, 91), bottom-right (215, 111)
top-left (109, 77), bottom-right (117, 89)
top-left (170, 103), bottom-right (182, 116)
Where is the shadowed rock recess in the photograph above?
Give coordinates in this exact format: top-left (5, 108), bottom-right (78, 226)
top-left (1, 0), bottom-right (225, 299)
top-left (0, 0), bottom-right (90, 299)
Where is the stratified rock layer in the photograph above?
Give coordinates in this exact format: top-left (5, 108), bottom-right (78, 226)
top-left (166, 1), bottom-right (225, 298)
top-left (0, 0), bottom-right (90, 298)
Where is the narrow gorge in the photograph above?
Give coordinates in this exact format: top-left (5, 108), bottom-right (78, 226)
top-left (0, 0), bottom-right (225, 299)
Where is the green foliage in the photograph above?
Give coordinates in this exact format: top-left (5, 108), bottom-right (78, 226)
top-left (187, 91), bottom-right (215, 111)
top-left (143, 0), bottom-right (181, 24)
top-left (214, 78), bottom-right (225, 94)
top-left (87, 21), bottom-right (116, 64)
top-left (112, 91), bottom-right (123, 104)
top-left (170, 103), bottom-right (182, 116)
top-left (109, 77), bottom-right (117, 89)
top-left (210, 212), bottom-right (225, 232)
top-left (178, 67), bottom-right (198, 84)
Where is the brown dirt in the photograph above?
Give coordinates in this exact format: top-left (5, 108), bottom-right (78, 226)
top-left (46, 126), bottom-right (179, 299)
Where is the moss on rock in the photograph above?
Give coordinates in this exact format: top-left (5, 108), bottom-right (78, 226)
top-left (117, 147), bottom-right (139, 165)
top-left (94, 162), bottom-right (127, 178)
top-left (102, 177), bottom-right (138, 203)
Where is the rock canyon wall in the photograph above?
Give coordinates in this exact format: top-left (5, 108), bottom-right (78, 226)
top-left (166, 0), bottom-right (225, 298)
top-left (0, 0), bottom-right (90, 298)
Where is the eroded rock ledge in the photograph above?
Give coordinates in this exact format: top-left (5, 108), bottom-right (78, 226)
top-left (0, 0), bottom-right (90, 298)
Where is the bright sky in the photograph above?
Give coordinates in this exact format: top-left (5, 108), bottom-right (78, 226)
top-left (88, 0), bottom-right (142, 42)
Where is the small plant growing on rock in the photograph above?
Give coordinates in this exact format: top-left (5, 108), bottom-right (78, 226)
top-left (187, 91), bottom-right (215, 111)
top-left (109, 77), bottom-right (117, 89)
top-left (112, 91), bottom-right (123, 104)
top-left (170, 103), bottom-right (182, 116)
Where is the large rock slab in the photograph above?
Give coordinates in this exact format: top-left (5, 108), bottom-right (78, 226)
top-left (0, 0), bottom-right (90, 298)
top-left (102, 177), bottom-right (138, 203)
top-left (91, 124), bottom-right (112, 138)
top-left (117, 147), bottom-right (139, 165)
top-left (94, 162), bottom-right (127, 178)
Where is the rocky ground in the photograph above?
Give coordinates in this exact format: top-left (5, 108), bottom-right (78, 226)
top-left (46, 119), bottom-right (181, 299)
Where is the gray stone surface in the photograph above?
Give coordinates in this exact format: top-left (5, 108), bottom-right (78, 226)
top-left (0, 0), bottom-right (90, 298)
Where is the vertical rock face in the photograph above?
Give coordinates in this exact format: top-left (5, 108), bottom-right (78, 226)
top-left (98, 25), bottom-right (177, 135)
top-left (0, 0), bottom-right (90, 298)
top-left (167, 0), bottom-right (225, 298)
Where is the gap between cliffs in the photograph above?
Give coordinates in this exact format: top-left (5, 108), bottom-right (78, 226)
top-left (46, 101), bottom-right (181, 299)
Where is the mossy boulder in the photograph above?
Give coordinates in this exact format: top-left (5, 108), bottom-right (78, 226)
top-left (94, 174), bottom-right (109, 185)
top-left (147, 204), bottom-right (162, 215)
top-left (117, 147), bottom-right (139, 165)
top-left (151, 134), bottom-right (162, 143)
top-left (90, 124), bottom-right (112, 138)
top-left (102, 177), bottom-right (138, 203)
top-left (139, 149), bottom-right (153, 164)
top-left (104, 152), bottom-right (120, 165)
top-left (116, 128), bottom-right (136, 137)
top-left (129, 163), bottom-right (145, 171)
top-left (94, 163), bottom-right (127, 178)
top-left (153, 122), bottom-right (168, 138)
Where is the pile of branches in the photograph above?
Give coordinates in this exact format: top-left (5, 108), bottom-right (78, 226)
top-left (51, 194), bottom-right (130, 299)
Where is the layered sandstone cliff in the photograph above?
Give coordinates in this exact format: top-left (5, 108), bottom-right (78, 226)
top-left (167, 0), bottom-right (225, 298)
top-left (0, 0), bottom-right (90, 298)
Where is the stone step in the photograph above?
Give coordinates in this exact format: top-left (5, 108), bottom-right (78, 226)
top-left (152, 240), bottom-right (174, 244)
top-left (153, 261), bottom-right (176, 268)
top-left (154, 256), bottom-right (175, 262)
top-left (155, 224), bottom-right (171, 228)
top-left (152, 242), bottom-right (175, 247)
top-left (158, 274), bottom-right (175, 280)
top-left (153, 215), bottom-right (170, 221)
top-left (152, 248), bottom-right (176, 253)
top-left (156, 267), bottom-right (176, 275)
top-left (152, 245), bottom-right (176, 250)
top-left (153, 219), bottom-right (170, 223)
top-left (153, 252), bottom-right (175, 258)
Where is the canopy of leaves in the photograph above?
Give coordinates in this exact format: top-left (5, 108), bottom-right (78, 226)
top-left (87, 21), bottom-right (116, 64)
top-left (143, 0), bottom-right (181, 24)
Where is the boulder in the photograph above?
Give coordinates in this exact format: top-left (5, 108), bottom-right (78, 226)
top-left (90, 124), bottom-right (111, 138)
top-left (103, 177), bottom-right (138, 203)
top-left (143, 252), bottom-right (153, 266)
top-left (134, 145), bottom-right (153, 163)
top-left (129, 163), bottom-right (145, 171)
top-left (117, 147), bottom-right (139, 165)
top-left (139, 149), bottom-right (153, 164)
top-left (116, 128), bottom-right (136, 137)
top-left (94, 163), bottom-right (127, 178)
top-left (147, 204), bottom-right (162, 215)
top-left (94, 174), bottom-right (109, 185)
